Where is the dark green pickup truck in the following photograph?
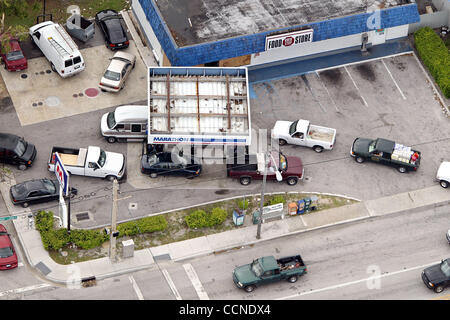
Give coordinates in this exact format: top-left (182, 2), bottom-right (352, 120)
top-left (232, 255), bottom-right (307, 292)
top-left (350, 137), bottom-right (421, 173)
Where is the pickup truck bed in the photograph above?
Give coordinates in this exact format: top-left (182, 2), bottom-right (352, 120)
top-left (50, 147), bottom-right (87, 167)
top-left (308, 125), bottom-right (335, 143)
top-left (277, 255), bottom-right (305, 271)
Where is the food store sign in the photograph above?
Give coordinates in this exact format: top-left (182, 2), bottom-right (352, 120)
top-left (265, 29), bottom-right (313, 51)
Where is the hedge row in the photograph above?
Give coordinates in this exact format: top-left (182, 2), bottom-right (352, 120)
top-left (35, 211), bottom-right (167, 251)
top-left (414, 27), bottom-right (450, 98)
top-left (185, 208), bottom-right (228, 229)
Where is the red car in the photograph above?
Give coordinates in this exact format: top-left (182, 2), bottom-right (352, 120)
top-left (0, 38), bottom-right (27, 71)
top-left (0, 224), bottom-right (18, 270)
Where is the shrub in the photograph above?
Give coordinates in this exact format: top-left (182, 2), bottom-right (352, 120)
top-left (237, 199), bottom-right (249, 210)
top-left (209, 207), bottom-right (228, 226)
top-left (41, 228), bottom-right (70, 251)
top-left (268, 195), bottom-right (285, 205)
top-left (414, 27), bottom-right (450, 98)
top-left (70, 229), bottom-right (108, 250)
top-left (185, 209), bottom-right (208, 229)
top-left (35, 210), bottom-right (54, 232)
top-left (117, 215), bottom-right (168, 237)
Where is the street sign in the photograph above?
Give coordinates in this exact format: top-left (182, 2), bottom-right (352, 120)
top-left (0, 216), bottom-right (17, 221)
top-left (54, 152), bottom-right (69, 196)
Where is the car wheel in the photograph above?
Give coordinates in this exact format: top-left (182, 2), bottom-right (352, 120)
top-left (440, 180), bottom-right (449, 188)
top-left (313, 145), bottom-right (324, 153)
top-left (244, 285), bottom-right (255, 293)
top-left (434, 285), bottom-right (444, 293)
top-left (286, 177), bottom-right (298, 186)
top-left (355, 156), bottom-right (365, 163)
top-left (18, 164), bottom-right (27, 171)
top-left (50, 63), bottom-right (56, 72)
top-left (150, 173), bottom-right (157, 178)
top-left (107, 136), bottom-right (116, 143)
top-left (278, 139), bottom-right (287, 146)
top-left (239, 177), bottom-right (251, 186)
top-left (288, 275), bottom-right (298, 283)
top-left (106, 175), bottom-right (116, 182)
top-left (397, 166), bottom-right (407, 173)
top-left (22, 202), bottom-right (29, 208)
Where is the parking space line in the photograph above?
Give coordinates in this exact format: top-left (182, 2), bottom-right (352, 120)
top-left (344, 66), bottom-right (369, 108)
top-left (381, 59), bottom-right (406, 100)
top-left (183, 263), bottom-right (209, 300)
top-left (301, 74), bottom-right (327, 113)
top-left (128, 276), bottom-right (144, 300)
top-left (314, 71), bottom-right (340, 112)
top-left (161, 269), bottom-right (183, 300)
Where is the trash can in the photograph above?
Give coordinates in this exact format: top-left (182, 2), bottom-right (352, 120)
top-left (304, 197), bottom-right (312, 212)
top-left (288, 202), bottom-right (298, 216)
top-left (297, 200), bottom-right (305, 214)
top-left (252, 210), bottom-right (261, 225)
top-left (122, 239), bottom-right (135, 258)
top-left (233, 210), bottom-right (245, 226)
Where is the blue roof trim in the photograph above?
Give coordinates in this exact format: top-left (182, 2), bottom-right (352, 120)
top-left (139, 0), bottom-right (420, 66)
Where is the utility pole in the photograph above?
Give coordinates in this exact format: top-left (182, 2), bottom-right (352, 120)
top-left (256, 153), bottom-right (267, 240)
top-left (109, 178), bottom-right (119, 262)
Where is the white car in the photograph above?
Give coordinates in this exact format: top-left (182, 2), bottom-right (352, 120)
top-left (436, 161), bottom-right (450, 188)
top-left (99, 51), bottom-right (136, 92)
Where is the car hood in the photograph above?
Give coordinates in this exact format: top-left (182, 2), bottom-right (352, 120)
top-left (437, 161), bottom-right (450, 180)
top-left (272, 121), bottom-right (292, 137)
top-left (352, 138), bottom-right (372, 154)
top-left (233, 264), bottom-right (260, 284)
top-left (423, 264), bottom-right (447, 283)
top-left (0, 252), bottom-right (17, 265)
top-left (286, 156), bottom-right (303, 174)
top-left (102, 152), bottom-right (124, 174)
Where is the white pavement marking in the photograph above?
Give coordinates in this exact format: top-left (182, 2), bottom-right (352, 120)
top-left (277, 261), bottom-right (440, 300)
top-left (128, 276), bottom-right (144, 300)
top-left (183, 263), bottom-right (209, 300)
top-left (0, 283), bottom-right (52, 297)
top-left (344, 66), bottom-right (369, 108)
top-left (162, 269), bottom-right (183, 300)
top-left (315, 71), bottom-right (340, 112)
top-left (381, 59), bottom-right (406, 100)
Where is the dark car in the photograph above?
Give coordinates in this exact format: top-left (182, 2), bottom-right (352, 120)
top-left (0, 133), bottom-right (36, 170)
top-left (141, 152), bottom-right (202, 178)
top-left (10, 178), bottom-right (77, 208)
top-left (0, 38), bottom-right (27, 71)
top-left (421, 258), bottom-right (450, 293)
top-left (95, 9), bottom-right (129, 50)
top-left (0, 224), bottom-right (18, 270)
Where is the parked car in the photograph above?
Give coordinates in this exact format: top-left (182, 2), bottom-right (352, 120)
top-left (436, 161), bottom-right (450, 188)
top-left (0, 133), bottom-right (36, 170)
top-left (10, 178), bottom-right (77, 208)
top-left (101, 105), bottom-right (147, 143)
top-left (95, 9), bottom-right (129, 50)
top-left (99, 51), bottom-right (136, 92)
top-left (421, 259), bottom-right (450, 293)
top-left (351, 137), bottom-right (420, 173)
top-left (0, 37), bottom-right (27, 71)
top-left (141, 152), bottom-right (202, 178)
top-left (0, 224), bottom-right (18, 270)
top-left (233, 254), bottom-right (307, 293)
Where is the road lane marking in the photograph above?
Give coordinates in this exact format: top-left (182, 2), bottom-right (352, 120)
top-left (162, 269), bottom-right (182, 300)
top-left (128, 276), bottom-right (144, 300)
top-left (344, 66), bottom-right (368, 108)
top-left (381, 59), bottom-right (406, 100)
top-left (183, 263), bottom-right (209, 300)
top-left (0, 283), bottom-right (52, 297)
top-left (277, 261), bottom-right (440, 300)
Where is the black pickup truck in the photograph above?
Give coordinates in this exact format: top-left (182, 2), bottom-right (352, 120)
top-left (351, 137), bottom-right (421, 173)
top-left (232, 255), bottom-right (307, 292)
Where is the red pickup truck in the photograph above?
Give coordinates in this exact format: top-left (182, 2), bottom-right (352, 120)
top-left (226, 150), bottom-right (304, 186)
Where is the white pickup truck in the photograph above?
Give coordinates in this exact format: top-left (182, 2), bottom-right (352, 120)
top-left (48, 146), bottom-right (125, 181)
top-left (437, 161), bottom-right (450, 188)
top-left (272, 119), bottom-right (336, 153)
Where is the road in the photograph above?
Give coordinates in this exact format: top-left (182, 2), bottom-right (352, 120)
top-left (3, 204), bottom-right (449, 300)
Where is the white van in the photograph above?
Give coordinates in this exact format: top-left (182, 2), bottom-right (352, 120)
top-left (101, 105), bottom-right (148, 143)
top-left (29, 21), bottom-right (85, 77)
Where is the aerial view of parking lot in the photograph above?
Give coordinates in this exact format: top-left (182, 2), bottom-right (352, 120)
top-left (0, 0), bottom-right (450, 310)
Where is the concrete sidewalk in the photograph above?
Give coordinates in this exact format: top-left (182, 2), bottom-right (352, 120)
top-left (1, 173), bottom-right (450, 285)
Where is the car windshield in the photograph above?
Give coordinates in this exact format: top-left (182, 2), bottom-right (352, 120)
top-left (14, 139), bottom-right (27, 156)
top-left (98, 149), bottom-right (107, 167)
top-left (289, 120), bottom-right (299, 136)
top-left (103, 70), bottom-right (120, 81)
top-left (251, 260), bottom-right (263, 277)
top-left (441, 260), bottom-right (450, 277)
top-left (106, 111), bottom-right (116, 129)
top-left (0, 246), bottom-right (13, 258)
top-left (43, 179), bottom-right (56, 194)
top-left (147, 154), bottom-right (160, 166)
top-left (368, 140), bottom-right (376, 153)
top-left (6, 50), bottom-right (24, 61)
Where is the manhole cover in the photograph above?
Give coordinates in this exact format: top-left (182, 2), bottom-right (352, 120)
top-left (20, 74), bottom-right (27, 79)
top-left (128, 203), bottom-right (138, 210)
top-left (40, 71), bottom-right (44, 75)
top-left (84, 88), bottom-right (99, 98)
top-left (46, 70), bottom-right (51, 74)
top-left (32, 103), bottom-right (38, 107)
top-left (75, 212), bottom-right (90, 221)
top-left (73, 93), bottom-right (78, 98)
top-left (45, 96), bottom-right (60, 107)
